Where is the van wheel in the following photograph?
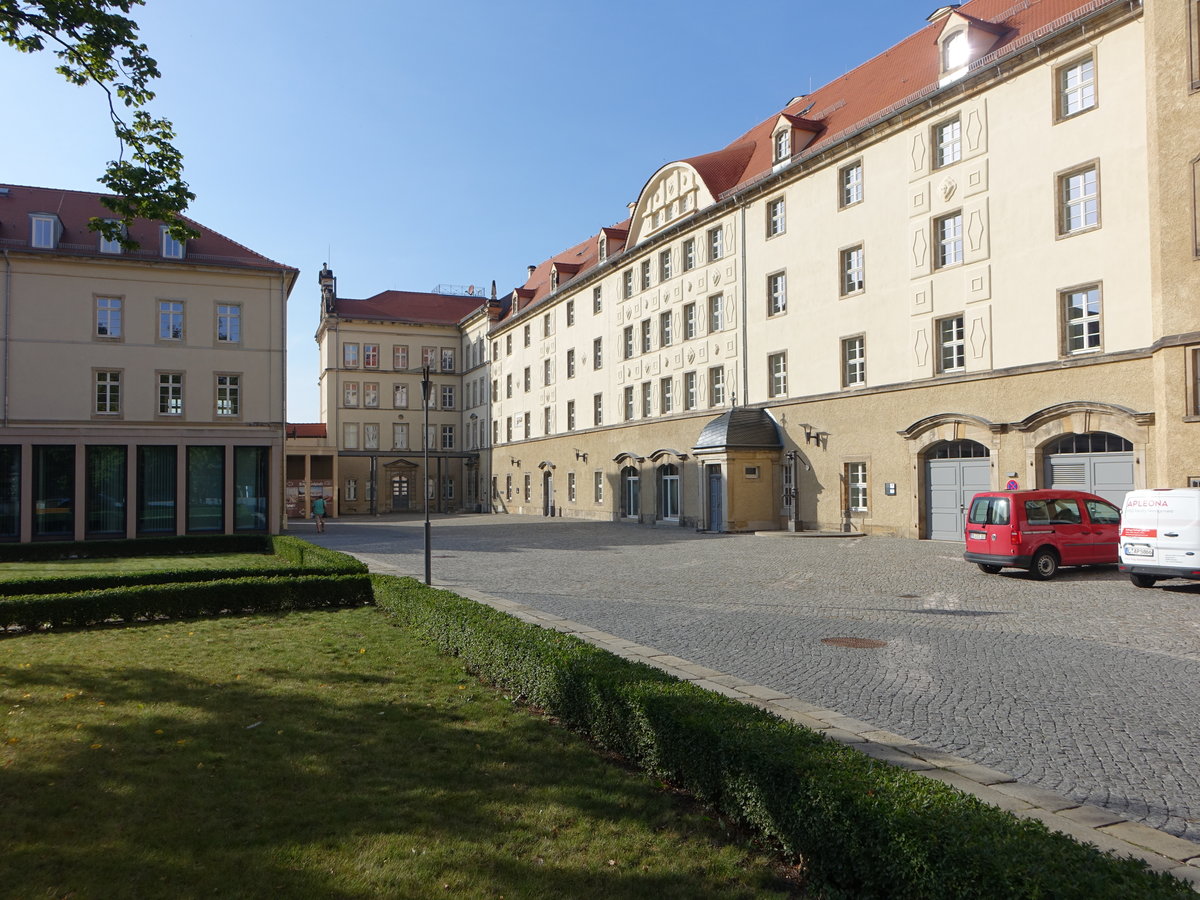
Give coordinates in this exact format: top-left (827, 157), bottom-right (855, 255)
top-left (977, 564), bottom-right (1002, 574)
top-left (1130, 574), bottom-right (1157, 589)
top-left (1030, 548), bottom-right (1059, 580)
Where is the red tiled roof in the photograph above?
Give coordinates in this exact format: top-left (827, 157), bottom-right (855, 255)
top-left (0, 183), bottom-right (296, 273)
top-left (286, 423), bottom-right (327, 439)
top-left (332, 290), bottom-right (483, 326)
top-left (498, 0), bottom-right (1111, 324)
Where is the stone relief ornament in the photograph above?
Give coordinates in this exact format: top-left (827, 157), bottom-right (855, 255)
top-left (940, 176), bottom-right (957, 201)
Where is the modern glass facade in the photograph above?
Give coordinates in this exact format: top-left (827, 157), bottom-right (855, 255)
top-left (186, 445), bottom-right (225, 532)
top-left (0, 446), bottom-right (19, 539)
top-left (85, 445), bottom-right (127, 536)
top-left (138, 445), bottom-right (177, 534)
top-left (234, 446), bottom-right (268, 531)
top-left (32, 445), bottom-right (74, 539)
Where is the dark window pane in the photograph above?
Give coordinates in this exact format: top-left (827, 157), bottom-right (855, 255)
top-left (138, 445), bottom-right (177, 534)
top-left (33, 445), bottom-right (74, 538)
top-left (0, 446), bottom-right (19, 538)
top-left (234, 446), bottom-right (268, 531)
top-left (86, 445), bottom-right (127, 536)
top-left (187, 446), bottom-right (225, 532)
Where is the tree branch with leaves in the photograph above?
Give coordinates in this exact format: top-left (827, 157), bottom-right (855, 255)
top-left (0, 0), bottom-right (196, 249)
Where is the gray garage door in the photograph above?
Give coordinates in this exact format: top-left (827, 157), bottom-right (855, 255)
top-left (926, 440), bottom-right (992, 541)
top-left (1045, 432), bottom-right (1134, 507)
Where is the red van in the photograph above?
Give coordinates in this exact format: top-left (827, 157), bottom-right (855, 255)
top-left (963, 489), bottom-right (1121, 579)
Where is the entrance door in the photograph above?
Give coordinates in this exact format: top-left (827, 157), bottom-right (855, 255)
top-left (1044, 432), bottom-right (1134, 507)
top-left (390, 475), bottom-right (410, 511)
top-left (707, 464), bottom-right (723, 532)
top-left (925, 440), bottom-right (991, 540)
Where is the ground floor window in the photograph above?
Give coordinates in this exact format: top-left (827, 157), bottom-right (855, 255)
top-left (86, 445), bottom-right (126, 536)
top-left (0, 446), bottom-right (19, 539)
top-left (658, 464), bottom-right (679, 520)
top-left (187, 446), bottom-right (225, 532)
top-left (33, 445), bottom-right (75, 539)
top-left (845, 461), bottom-right (868, 513)
top-left (138, 445), bottom-right (177, 533)
top-left (234, 446), bottom-right (269, 531)
top-left (621, 466), bottom-right (640, 517)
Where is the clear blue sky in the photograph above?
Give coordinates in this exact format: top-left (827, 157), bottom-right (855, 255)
top-left (3, 0), bottom-right (925, 422)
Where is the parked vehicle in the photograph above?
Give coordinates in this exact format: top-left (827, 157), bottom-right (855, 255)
top-left (963, 489), bottom-right (1121, 580)
top-left (1118, 488), bottom-right (1200, 588)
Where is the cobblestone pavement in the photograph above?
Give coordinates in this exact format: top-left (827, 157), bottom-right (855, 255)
top-left (304, 514), bottom-right (1200, 845)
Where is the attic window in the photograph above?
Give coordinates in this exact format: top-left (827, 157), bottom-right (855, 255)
top-left (98, 219), bottom-right (123, 254)
top-left (943, 30), bottom-right (969, 72)
top-left (30, 214), bottom-right (60, 249)
top-left (550, 268), bottom-right (559, 290)
top-left (599, 234), bottom-right (608, 261)
top-left (160, 225), bottom-right (186, 259)
top-left (773, 129), bottom-right (791, 163)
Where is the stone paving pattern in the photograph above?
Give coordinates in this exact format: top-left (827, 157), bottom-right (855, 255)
top-left (306, 514), bottom-right (1200, 883)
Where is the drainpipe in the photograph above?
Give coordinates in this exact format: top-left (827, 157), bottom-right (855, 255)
top-left (2, 250), bottom-right (10, 426)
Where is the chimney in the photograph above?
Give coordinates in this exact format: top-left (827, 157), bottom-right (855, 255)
top-left (487, 299), bottom-right (501, 321)
top-left (490, 279), bottom-right (497, 300)
top-left (526, 265), bottom-right (536, 281)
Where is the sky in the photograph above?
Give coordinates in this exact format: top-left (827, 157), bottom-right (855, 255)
top-left (2, 0), bottom-right (927, 422)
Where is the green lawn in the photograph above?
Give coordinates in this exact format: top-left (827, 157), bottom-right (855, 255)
top-left (0, 608), bottom-right (800, 899)
top-left (0, 553), bottom-right (283, 581)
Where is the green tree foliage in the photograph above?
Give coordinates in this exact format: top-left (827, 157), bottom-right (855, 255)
top-left (0, 0), bottom-right (196, 248)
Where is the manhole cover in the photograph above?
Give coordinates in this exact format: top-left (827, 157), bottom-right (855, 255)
top-left (821, 637), bottom-right (887, 649)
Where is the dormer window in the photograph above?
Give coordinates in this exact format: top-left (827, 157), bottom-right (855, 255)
top-left (599, 234), bottom-right (608, 261)
top-left (98, 219), bottom-right (123, 254)
top-left (773, 129), bottom-right (791, 163)
top-left (942, 30), bottom-right (969, 72)
top-left (30, 214), bottom-right (61, 249)
top-left (934, 11), bottom-right (1006, 85)
top-left (550, 268), bottom-right (559, 290)
top-left (161, 225), bottom-right (185, 259)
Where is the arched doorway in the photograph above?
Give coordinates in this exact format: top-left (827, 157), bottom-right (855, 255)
top-left (1043, 432), bottom-right (1134, 506)
top-left (621, 465), bottom-right (640, 519)
top-left (657, 464), bottom-right (680, 521)
top-left (542, 469), bottom-right (554, 517)
top-left (925, 439), bottom-right (991, 540)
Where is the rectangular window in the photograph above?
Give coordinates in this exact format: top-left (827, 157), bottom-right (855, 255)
top-left (363, 344), bottom-right (380, 368)
top-left (523, 325), bottom-right (531, 348)
top-left (684, 371), bottom-right (697, 410)
top-left (594, 470), bottom-right (604, 503)
top-left (935, 213), bottom-right (963, 268)
top-left (85, 445), bottom-right (126, 536)
top-left (683, 238), bottom-right (696, 271)
top-left (1060, 165), bottom-right (1099, 235)
top-left (709, 366), bottom-right (726, 406)
top-left (506, 334), bottom-right (512, 356)
top-left (161, 226), bottom-right (186, 259)
top-left (343, 343), bottom-right (359, 367)
top-left (98, 223), bottom-right (122, 254)
top-left (623, 385), bottom-right (635, 421)
top-left (767, 197), bottom-right (786, 236)
top-left (660, 377), bottom-right (674, 413)
top-left (0, 446), bottom-right (16, 539)
top-left (216, 304), bottom-right (241, 343)
top-left (422, 346), bottom-right (438, 367)
top-left (768, 352), bottom-right (787, 398)
top-left (684, 302), bottom-right (697, 339)
top-left (622, 268), bottom-right (635, 300)
top-left (344, 381), bottom-right (359, 407)
top-left (845, 462), bottom-right (868, 512)
top-left (158, 372), bottom-right (183, 416)
top-left (343, 422), bottom-right (359, 449)
top-left (708, 294), bottom-right (724, 332)
top-left (543, 406), bottom-right (551, 434)
top-left (840, 161), bottom-right (864, 207)
top-left (1063, 285), bottom-right (1102, 354)
top-left (843, 336), bottom-right (866, 387)
top-left (566, 348), bottom-right (576, 378)
top-left (364, 382), bottom-right (379, 408)
top-left (393, 423), bottom-right (409, 449)
top-left (505, 475), bottom-right (512, 500)
top-left (768, 272), bottom-right (787, 316)
top-left (542, 314), bottom-right (552, 339)
top-left (640, 259), bottom-right (652, 291)
top-left (364, 423), bottom-right (380, 450)
top-left (640, 319), bottom-right (652, 354)
top-left (708, 227), bottom-right (724, 261)
top-left (593, 286), bottom-right (603, 314)
top-left (660, 311), bottom-right (673, 346)
top-left (641, 381), bottom-right (652, 418)
top-left (215, 374), bottom-right (240, 417)
top-left (137, 445), bottom-right (176, 534)
top-left (543, 358), bottom-right (552, 386)
top-left (568, 472), bottom-right (577, 503)
top-left (32, 445), bottom-right (74, 538)
top-left (567, 399), bottom-right (576, 431)
top-left (158, 300), bottom-right (184, 340)
top-left (524, 473), bottom-right (531, 501)
top-left (523, 366), bottom-right (531, 392)
top-left (593, 393), bottom-right (603, 426)
top-left (774, 128), bottom-right (790, 162)
top-left (566, 299), bottom-right (575, 326)
top-left (233, 446), bottom-right (269, 532)
top-left (593, 337), bottom-right (603, 369)
top-left (96, 297), bottom-right (122, 339)
top-left (938, 315), bottom-right (965, 373)
top-left (441, 425), bottom-right (455, 450)
top-left (441, 385), bottom-right (455, 409)
top-left (659, 249), bottom-right (672, 281)
top-left (31, 215), bottom-right (57, 248)
top-left (95, 369), bottom-right (121, 415)
top-left (505, 417), bottom-right (513, 442)
top-left (393, 344), bottom-right (409, 369)
top-left (394, 383), bottom-right (409, 408)
top-left (623, 325), bottom-right (635, 360)
top-left (346, 478), bottom-right (359, 502)
top-left (186, 445), bottom-right (224, 532)
top-left (505, 373), bottom-right (512, 398)
top-left (1058, 54), bottom-right (1096, 119)
top-left (841, 245), bottom-right (865, 295)
top-left (934, 117), bottom-right (961, 168)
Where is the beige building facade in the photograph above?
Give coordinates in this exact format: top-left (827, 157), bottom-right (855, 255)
top-left (0, 184), bottom-right (297, 542)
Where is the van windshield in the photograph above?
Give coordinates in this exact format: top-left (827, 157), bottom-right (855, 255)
top-left (968, 496), bottom-right (1009, 525)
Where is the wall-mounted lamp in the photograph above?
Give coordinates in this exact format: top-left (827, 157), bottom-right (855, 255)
top-left (575, 450), bottom-right (588, 463)
top-left (469, 413), bottom-right (478, 420)
top-left (797, 423), bottom-right (817, 443)
top-left (510, 457), bottom-right (521, 468)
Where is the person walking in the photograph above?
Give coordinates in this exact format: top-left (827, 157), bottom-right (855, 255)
top-left (311, 495), bottom-right (327, 533)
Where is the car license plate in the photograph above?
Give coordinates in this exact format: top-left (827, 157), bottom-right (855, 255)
top-left (1122, 543), bottom-right (1153, 558)
top-left (969, 531), bottom-right (986, 540)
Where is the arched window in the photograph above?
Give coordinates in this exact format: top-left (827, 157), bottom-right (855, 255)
top-left (621, 465), bottom-right (640, 518)
top-left (1044, 432), bottom-right (1132, 454)
top-left (658, 464), bottom-right (680, 520)
top-left (928, 439), bottom-right (990, 459)
top-left (943, 30), bottom-right (969, 71)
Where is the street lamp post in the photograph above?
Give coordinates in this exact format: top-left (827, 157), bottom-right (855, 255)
top-left (422, 365), bottom-right (432, 585)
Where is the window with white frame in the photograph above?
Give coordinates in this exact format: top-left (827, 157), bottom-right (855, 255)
top-left (684, 371), bottom-right (697, 410)
top-left (566, 299), bottom-right (575, 326)
top-left (215, 374), bottom-right (240, 417)
top-left (441, 425), bottom-right (455, 450)
top-left (1063, 285), bottom-right (1102, 354)
top-left (840, 161), bottom-right (864, 207)
top-left (845, 461), bottom-right (868, 512)
top-left (158, 372), bottom-right (183, 415)
top-left (394, 383), bottom-right (409, 408)
top-left (393, 423), bottom-right (409, 450)
top-left (522, 325), bottom-right (531, 348)
top-left (683, 238), bottom-right (696, 271)
top-left (523, 366), bottom-right (531, 392)
top-left (622, 269), bottom-right (634, 299)
top-left (505, 334), bottom-right (512, 356)
top-left (773, 128), bottom-right (790, 162)
top-left (95, 370), bottom-right (121, 415)
top-left (660, 249), bottom-right (672, 281)
top-left (594, 470), bottom-right (604, 503)
top-left (768, 272), bottom-right (787, 316)
top-left (660, 377), bottom-right (674, 413)
top-left (216, 304), bottom-right (241, 343)
top-left (363, 344), bottom-right (380, 368)
top-left (158, 300), bottom-right (184, 340)
top-left (364, 382), bottom-right (379, 408)
top-left (161, 226), bottom-right (185, 259)
top-left (543, 406), bottom-right (551, 434)
top-left (441, 385), bottom-right (455, 409)
top-left (684, 302), bottom-right (697, 339)
top-left (935, 212), bottom-right (963, 268)
top-left (599, 234), bottom-right (608, 261)
top-left (505, 373), bottom-right (512, 398)
top-left (640, 259), bottom-right (652, 291)
top-left (841, 245), bottom-right (865, 294)
top-left (98, 220), bottom-right (123, 254)
top-left (31, 215), bottom-right (58, 248)
top-left (640, 319), bottom-right (652, 354)
top-left (768, 352), bottom-right (787, 398)
top-left (937, 315), bottom-right (965, 373)
top-left (641, 381), bottom-right (652, 418)
top-left (568, 472), bottom-right (577, 502)
top-left (364, 423), bottom-right (380, 450)
top-left (394, 344), bottom-right (409, 369)
top-left (942, 30), bottom-right (969, 72)
top-left (593, 286), bottom-right (603, 314)
top-left (422, 346), bottom-right (438, 367)
top-left (842, 336), bottom-right (865, 387)
top-left (96, 297), bottom-right (122, 338)
top-left (505, 474), bottom-right (512, 500)
top-left (660, 311), bottom-right (673, 346)
top-left (623, 325), bottom-right (635, 360)
top-left (708, 294), bottom-right (724, 332)
top-left (623, 385), bottom-right (635, 421)
top-left (345, 478), bottom-right (358, 501)
top-left (543, 313), bottom-right (552, 339)
top-left (708, 227), bottom-right (724, 261)
top-left (542, 358), bottom-right (551, 387)
top-left (505, 417), bottom-right (512, 442)
top-left (1059, 165), bottom-right (1099, 235)
top-left (1057, 54), bottom-right (1096, 119)
top-left (934, 117), bottom-right (961, 168)
top-left (343, 343), bottom-right (359, 367)
top-left (593, 337), bottom-right (603, 369)
top-left (709, 366), bottom-right (726, 406)
top-left (343, 422), bottom-right (359, 449)
top-left (344, 382), bottom-right (359, 407)
top-left (567, 399), bottom-right (576, 431)
top-left (767, 197), bottom-right (786, 237)
top-left (566, 348), bottom-right (576, 379)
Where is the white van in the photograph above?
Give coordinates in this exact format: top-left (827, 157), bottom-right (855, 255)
top-left (1119, 488), bottom-right (1200, 588)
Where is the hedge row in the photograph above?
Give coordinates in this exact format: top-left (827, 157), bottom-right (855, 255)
top-left (1, 574), bottom-right (372, 630)
top-left (0, 533), bottom-right (272, 562)
top-left (371, 575), bottom-right (1192, 900)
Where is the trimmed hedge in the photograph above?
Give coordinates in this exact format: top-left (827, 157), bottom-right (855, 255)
top-left (0, 534), bottom-right (272, 562)
top-left (372, 575), bottom-right (1193, 900)
top-left (1, 574), bottom-right (372, 630)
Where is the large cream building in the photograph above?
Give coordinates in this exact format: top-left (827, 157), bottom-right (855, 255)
top-left (299, 0), bottom-right (1200, 540)
top-left (0, 184), bottom-right (296, 542)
